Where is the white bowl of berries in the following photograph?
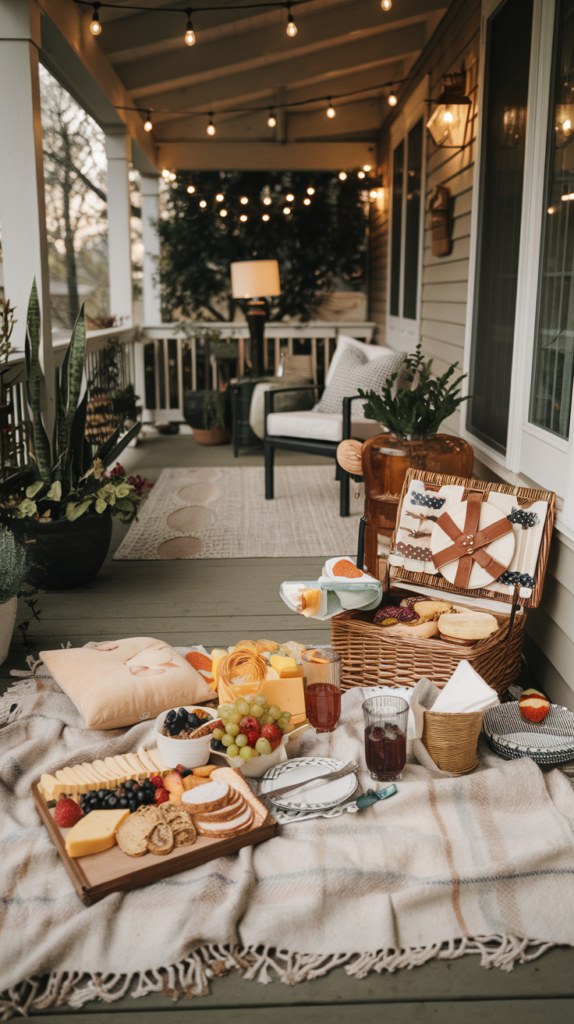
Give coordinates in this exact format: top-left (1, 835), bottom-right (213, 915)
top-left (155, 705), bottom-right (217, 769)
top-left (209, 693), bottom-right (309, 778)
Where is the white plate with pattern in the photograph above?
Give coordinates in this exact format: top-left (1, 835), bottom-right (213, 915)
top-left (259, 756), bottom-right (358, 811)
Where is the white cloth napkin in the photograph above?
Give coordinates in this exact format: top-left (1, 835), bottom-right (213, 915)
top-left (431, 660), bottom-right (500, 715)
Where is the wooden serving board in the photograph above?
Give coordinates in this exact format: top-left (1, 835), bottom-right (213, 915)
top-left (33, 783), bottom-right (277, 906)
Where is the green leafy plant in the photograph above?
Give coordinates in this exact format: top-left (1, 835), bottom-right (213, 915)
top-left (0, 282), bottom-right (142, 524)
top-left (358, 343), bottom-right (469, 437)
top-left (0, 528), bottom-right (28, 604)
top-left (203, 391), bottom-right (229, 430)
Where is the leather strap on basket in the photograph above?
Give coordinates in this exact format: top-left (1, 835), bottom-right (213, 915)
top-left (432, 491), bottom-right (514, 589)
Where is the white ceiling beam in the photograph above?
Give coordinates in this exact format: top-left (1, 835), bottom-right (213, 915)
top-left (157, 140), bottom-right (376, 171)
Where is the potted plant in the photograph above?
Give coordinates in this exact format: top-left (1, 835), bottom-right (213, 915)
top-left (183, 388), bottom-right (231, 445)
top-left (0, 528), bottom-right (28, 665)
top-left (0, 283), bottom-right (142, 590)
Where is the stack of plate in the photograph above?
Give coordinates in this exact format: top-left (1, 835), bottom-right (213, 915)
top-left (483, 703), bottom-right (574, 766)
top-left (257, 757), bottom-right (359, 823)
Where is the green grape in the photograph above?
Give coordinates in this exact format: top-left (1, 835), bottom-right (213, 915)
top-left (268, 705), bottom-right (281, 720)
top-left (253, 693), bottom-right (267, 706)
top-left (236, 699), bottom-right (251, 715)
top-left (281, 711), bottom-right (291, 721)
top-left (226, 710), bottom-right (242, 725)
top-left (282, 722), bottom-right (295, 734)
top-left (276, 717), bottom-right (289, 731)
top-left (236, 733), bottom-right (248, 747)
top-left (255, 737), bottom-right (272, 755)
top-left (212, 728), bottom-right (224, 740)
top-left (221, 734), bottom-right (234, 747)
top-left (260, 713), bottom-right (273, 725)
top-left (250, 704), bottom-right (264, 718)
top-left (227, 744), bottom-right (239, 758)
top-left (226, 722), bottom-right (239, 737)
top-left (239, 746), bottom-right (253, 760)
top-left (217, 705), bottom-right (231, 718)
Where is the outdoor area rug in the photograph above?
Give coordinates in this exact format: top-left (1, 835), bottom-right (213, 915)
top-left (113, 466), bottom-right (363, 560)
top-left (2, 662), bottom-right (574, 1017)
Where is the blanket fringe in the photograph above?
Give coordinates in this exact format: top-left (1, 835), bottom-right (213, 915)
top-left (0, 678), bottom-right (36, 726)
top-left (0, 935), bottom-right (556, 1019)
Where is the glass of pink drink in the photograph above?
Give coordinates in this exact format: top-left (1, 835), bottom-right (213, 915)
top-left (302, 647), bottom-right (341, 732)
top-left (363, 695), bottom-right (409, 781)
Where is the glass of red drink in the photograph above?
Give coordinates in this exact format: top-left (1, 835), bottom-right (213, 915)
top-left (302, 647), bottom-right (341, 732)
top-left (362, 695), bottom-right (409, 781)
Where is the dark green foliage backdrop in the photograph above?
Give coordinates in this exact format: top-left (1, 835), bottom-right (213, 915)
top-left (159, 171), bottom-right (369, 322)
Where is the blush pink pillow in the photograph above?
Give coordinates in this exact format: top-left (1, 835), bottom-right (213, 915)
top-left (40, 638), bottom-right (215, 729)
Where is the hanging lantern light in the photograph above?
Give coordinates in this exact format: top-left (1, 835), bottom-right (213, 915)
top-left (143, 111), bottom-right (153, 132)
top-left (90, 3), bottom-right (102, 35)
top-left (426, 72), bottom-right (471, 149)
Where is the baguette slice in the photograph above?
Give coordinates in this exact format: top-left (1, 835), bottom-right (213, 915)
top-left (116, 805), bottom-right (161, 857)
top-left (147, 821), bottom-right (174, 855)
top-left (195, 805), bottom-right (254, 839)
top-left (181, 780), bottom-right (230, 813)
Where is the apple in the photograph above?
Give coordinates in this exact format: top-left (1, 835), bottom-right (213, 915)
top-left (260, 723), bottom-right (282, 752)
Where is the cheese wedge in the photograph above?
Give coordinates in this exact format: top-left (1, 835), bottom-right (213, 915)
top-left (123, 752), bottom-right (149, 779)
top-left (112, 754), bottom-right (140, 780)
top-left (269, 655), bottom-right (300, 678)
top-left (147, 748), bottom-right (167, 773)
top-left (64, 808), bottom-right (130, 858)
top-left (137, 747), bottom-right (158, 773)
top-left (104, 757), bottom-right (127, 784)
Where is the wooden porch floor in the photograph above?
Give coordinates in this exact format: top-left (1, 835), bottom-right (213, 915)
top-left (2, 430), bottom-right (574, 1022)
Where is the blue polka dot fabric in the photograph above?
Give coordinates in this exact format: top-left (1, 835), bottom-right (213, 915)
top-left (496, 570), bottom-right (536, 589)
top-left (410, 492), bottom-right (445, 510)
top-left (507, 507), bottom-right (539, 529)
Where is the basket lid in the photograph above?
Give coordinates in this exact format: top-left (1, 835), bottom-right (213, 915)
top-left (388, 469), bottom-right (555, 609)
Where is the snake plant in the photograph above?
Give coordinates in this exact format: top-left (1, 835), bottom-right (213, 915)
top-left (0, 528), bottom-right (28, 604)
top-left (0, 282), bottom-right (142, 523)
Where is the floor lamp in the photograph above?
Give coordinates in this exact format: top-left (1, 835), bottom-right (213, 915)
top-left (230, 260), bottom-right (281, 377)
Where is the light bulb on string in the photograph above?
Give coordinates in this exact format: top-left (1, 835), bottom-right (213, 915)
top-left (267, 110), bottom-right (277, 128)
top-left (168, 172), bottom-right (176, 182)
top-left (161, 169), bottom-right (170, 179)
top-left (381, 0), bottom-right (392, 10)
top-left (215, 193), bottom-right (224, 202)
top-left (326, 99), bottom-right (336, 118)
top-left (363, 164), bottom-right (372, 172)
top-left (240, 214), bottom-right (248, 222)
top-left (220, 209), bottom-right (227, 218)
top-left (286, 193), bottom-right (294, 201)
top-left (262, 213), bottom-right (270, 221)
top-left (207, 114), bottom-right (215, 136)
top-left (304, 198), bottom-right (311, 205)
top-left (199, 200), bottom-right (207, 208)
top-left (143, 111), bottom-right (153, 132)
top-left (184, 8), bottom-right (195, 46)
top-left (369, 190), bottom-right (378, 199)
top-left (358, 171), bottom-right (365, 179)
top-left (240, 196), bottom-right (248, 205)
top-left (307, 187), bottom-right (315, 195)
top-left (263, 196), bottom-right (272, 205)
top-left (283, 207), bottom-right (291, 215)
top-left (388, 90), bottom-right (398, 107)
top-left (187, 185), bottom-right (195, 194)
top-left (286, 2), bottom-right (297, 36)
top-left (90, 2), bottom-right (102, 35)
top-left (338, 171), bottom-right (347, 180)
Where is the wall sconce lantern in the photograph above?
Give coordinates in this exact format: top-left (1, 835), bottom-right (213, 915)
top-left (426, 72), bottom-right (471, 149)
top-left (555, 103), bottom-right (574, 148)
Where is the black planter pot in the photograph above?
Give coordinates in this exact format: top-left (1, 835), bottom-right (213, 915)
top-left (10, 512), bottom-right (113, 590)
top-left (183, 391), bottom-right (206, 430)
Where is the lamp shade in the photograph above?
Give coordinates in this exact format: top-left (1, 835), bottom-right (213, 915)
top-left (230, 260), bottom-right (281, 299)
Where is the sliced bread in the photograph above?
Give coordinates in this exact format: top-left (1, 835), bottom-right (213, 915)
top-left (116, 805), bottom-right (161, 857)
top-left (181, 780), bottom-right (230, 813)
top-left (147, 821), bottom-right (174, 856)
top-left (194, 792), bottom-right (245, 823)
top-left (195, 804), bottom-right (254, 839)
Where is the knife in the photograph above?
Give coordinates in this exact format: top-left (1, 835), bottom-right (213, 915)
top-left (261, 765), bottom-right (354, 800)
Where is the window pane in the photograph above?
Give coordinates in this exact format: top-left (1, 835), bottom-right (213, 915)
top-left (467, 0), bottom-right (533, 453)
top-left (530, 0), bottom-right (574, 439)
top-left (403, 119), bottom-right (423, 320)
top-left (390, 140), bottom-right (404, 317)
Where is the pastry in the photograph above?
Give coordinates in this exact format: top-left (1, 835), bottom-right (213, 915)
top-left (438, 611), bottom-right (499, 641)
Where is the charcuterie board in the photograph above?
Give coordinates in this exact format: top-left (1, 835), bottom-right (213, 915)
top-left (33, 779), bottom-right (276, 907)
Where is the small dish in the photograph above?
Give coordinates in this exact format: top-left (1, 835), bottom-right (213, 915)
top-left (155, 705), bottom-right (217, 769)
top-left (483, 703), bottom-right (574, 765)
top-left (259, 756), bottom-right (358, 810)
top-left (210, 723), bottom-right (310, 779)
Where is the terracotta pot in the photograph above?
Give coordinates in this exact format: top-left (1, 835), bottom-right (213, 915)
top-left (9, 512), bottom-right (113, 590)
top-left (361, 432), bottom-right (474, 578)
top-left (192, 427), bottom-right (231, 445)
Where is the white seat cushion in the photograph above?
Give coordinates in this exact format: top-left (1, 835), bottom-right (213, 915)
top-left (266, 409), bottom-right (381, 443)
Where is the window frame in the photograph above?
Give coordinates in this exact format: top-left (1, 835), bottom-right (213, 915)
top-left (386, 77), bottom-right (428, 353)
top-left (462, 0), bottom-right (574, 536)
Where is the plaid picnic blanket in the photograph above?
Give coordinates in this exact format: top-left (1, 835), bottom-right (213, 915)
top-left (2, 661), bottom-right (574, 1018)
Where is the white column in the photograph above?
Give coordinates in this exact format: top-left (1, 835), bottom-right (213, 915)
top-left (105, 130), bottom-right (133, 326)
top-left (0, 0), bottom-right (54, 425)
top-left (141, 174), bottom-right (162, 324)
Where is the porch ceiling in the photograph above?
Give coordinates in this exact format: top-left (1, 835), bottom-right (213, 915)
top-left (39, 0), bottom-right (449, 171)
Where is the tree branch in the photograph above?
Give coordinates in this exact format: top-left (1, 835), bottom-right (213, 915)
top-left (43, 150), bottom-right (142, 218)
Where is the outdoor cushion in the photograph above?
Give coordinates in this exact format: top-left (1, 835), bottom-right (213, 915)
top-left (40, 637), bottom-right (215, 729)
top-left (325, 333), bottom-right (388, 386)
top-left (249, 376), bottom-right (314, 440)
top-left (266, 409), bottom-right (381, 443)
top-left (316, 346), bottom-right (407, 418)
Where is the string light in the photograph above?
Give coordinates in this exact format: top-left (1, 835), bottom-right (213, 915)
top-left (240, 196), bottom-right (249, 204)
top-left (286, 193), bottom-right (294, 201)
top-left (168, 172), bottom-right (176, 181)
top-left (358, 171), bottom-right (365, 179)
top-left (283, 206), bottom-right (291, 214)
top-left (207, 114), bottom-right (215, 135)
top-left (304, 198), bottom-right (311, 205)
top-left (90, 2), bottom-right (101, 34)
top-left (363, 164), bottom-right (372, 172)
top-left (220, 208), bottom-right (228, 217)
top-left (263, 196), bottom-right (272, 205)
top-left (187, 185), bottom-right (195, 194)
top-left (199, 200), bottom-right (207, 208)
top-left (143, 111), bottom-right (153, 131)
top-left (184, 8), bottom-right (196, 45)
top-left (267, 110), bottom-right (277, 128)
top-left (307, 187), bottom-right (315, 195)
top-left (286, 2), bottom-right (297, 37)
top-left (326, 99), bottom-right (336, 118)
top-left (262, 213), bottom-right (270, 221)
top-left (161, 169), bottom-right (170, 179)
top-left (240, 214), bottom-right (248, 222)
top-left (388, 90), bottom-right (398, 107)
top-left (338, 171), bottom-right (347, 180)
top-left (215, 193), bottom-right (224, 201)
top-left (381, 0), bottom-right (392, 9)
top-left (369, 189), bottom-right (378, 199)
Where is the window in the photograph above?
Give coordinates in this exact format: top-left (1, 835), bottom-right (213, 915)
top-left (388, 119), bottom-right (424, 347)
top-left (467, 0), bottom-right (534, 453)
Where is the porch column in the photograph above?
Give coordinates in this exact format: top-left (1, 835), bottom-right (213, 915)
top-left (141, 174), bottom-right (162, 324)
top-left (105, 130), bottom-right (133, 326)
top-left (0, 0), bottom-right (54, 424)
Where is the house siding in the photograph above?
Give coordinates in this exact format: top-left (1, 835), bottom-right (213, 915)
top-left (369, 0), bottom-right (574, 708)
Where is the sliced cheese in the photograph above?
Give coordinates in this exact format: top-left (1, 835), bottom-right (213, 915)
top-left (55, 769), bottom-right (81, 796)
top-left (269, 655), bottom-right (300, 678)
top-left (123, 752), bottom-right (149, 779)
top-left (104, 757), bottom-right (126, 784)
top-left (147, 748), bottom-right (167, 773)
top-left (92, 759), bottom-right (119, 784)
top-left (79, 763), bottom-right (104, 786)
top-left (64, 808), bottom-right (130, 858)
top-left (63, 767), bottom-right (94, 793)
top-left (112, 754), bottom-right (139, 780)
top-left (137, 747), bottom-right (158, 773)
top-left (39, 773), bottom-right (70, 801)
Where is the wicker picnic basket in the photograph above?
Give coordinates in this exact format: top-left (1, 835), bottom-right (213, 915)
top-left (331, 469), bottom-right (555, 696)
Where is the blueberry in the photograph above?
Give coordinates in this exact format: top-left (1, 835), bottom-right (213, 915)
top-left (107, 795), bottom-right (118, 808)
top-left (119, 796), bottom-right (128, 808)
top-left (169, 724), bottom-right (180, 736)
top-left (124, 780), bottom-right (134, 790)
top-left (165, 709), bottom-right (176, 723)
top-left (137, 789), bottom-right (146, 803)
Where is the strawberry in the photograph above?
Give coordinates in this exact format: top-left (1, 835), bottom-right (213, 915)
top-left (239, 716), bottom-right (260, 746)
top-left (260, 723), bottom-right (282, 752)
top-left (153, 787), bottom-right (169, 804)
top-left (54, 796), bottom-right (84, 828)
top-left (150, 774), bottom-right (164, 789)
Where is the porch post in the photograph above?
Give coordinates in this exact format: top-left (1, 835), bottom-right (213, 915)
top-left (0, 0), bottom-right (54, 425)
top-left (105, 130), bottom-right (133, 326)
top-left (141, 174), bottom-right (162, 324)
